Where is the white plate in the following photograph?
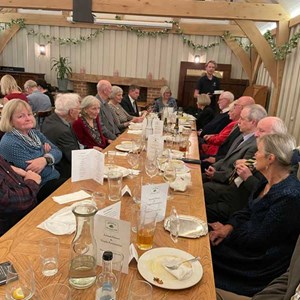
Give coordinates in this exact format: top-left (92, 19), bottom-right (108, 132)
top-left (128, 123), bottom-right (143, 130)
top-left (160, 160), bottom-right (190, 174)
top-left (162, 149), bottom-right (184, 159)
top-left (103, 165), bottom-right (130, 178)
top-left (138, 247), bottom-right (203, 290)
top-left (115, 141), bottom-right (140, 152)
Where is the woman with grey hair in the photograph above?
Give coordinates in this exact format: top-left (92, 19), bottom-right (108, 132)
top-left (153, 86), bottom-right (177, 113)
top-left (209, 133), bottom-right (300, 297)
top-left (72, 95), bottom-right (108, 151)
top-left (108, 86), bottom-right (144, 132)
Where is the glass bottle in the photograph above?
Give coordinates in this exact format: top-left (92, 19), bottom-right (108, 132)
top-left (95, 251), bottom-right (117, 300)
top-left (69, 204), bottom-right (97, 289)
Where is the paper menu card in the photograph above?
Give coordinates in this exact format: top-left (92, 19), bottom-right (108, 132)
top-left (146, 135), bottom-right (164, 159)
top-left (94, 215), bottom-right (130, 273)
top-left (141, 183), bottom-right (169, 222)
top-left (71, 149), bottom-right (104, 183)
top-left (152, 119), bottom-right (163, 136)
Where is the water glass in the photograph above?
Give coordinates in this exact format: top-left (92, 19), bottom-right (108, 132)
top-left (128, 151), bottom-right (140, 177)
top-left (128, 280), bottom-right (153, 300)
top-left (112, 251), bottom-right (124, 292)
top-left (39, 283), bottom-right (71, 300)
top-left (108, 170), bottom-right (123, 202)
top-left (107, 150), bottom-right (116, 167)
top-left (92, 191), bottom-right (106, 209)
top-left (40, 237), bottom-right (59, 277)
top-left (145, 157), bottom-right (158, 181)
top-left (131, 203), bottom-right (140, 233)
top-left (5, 261), bottom-right (35, 300)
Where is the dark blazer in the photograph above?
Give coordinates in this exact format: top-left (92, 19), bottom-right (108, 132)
top-left (42, 113), bottom-right (80, 178)
top-left (212, 134), bottom-right (257, 183)
top-left (200, 111), bottom-right (231, 137)
top-left (196, 106), bottom-right (215, 130)
top-left (121, 95), bottom-right (139, 117)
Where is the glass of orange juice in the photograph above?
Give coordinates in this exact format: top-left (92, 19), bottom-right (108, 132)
top-left (136, 209), bottom-right (158, 251)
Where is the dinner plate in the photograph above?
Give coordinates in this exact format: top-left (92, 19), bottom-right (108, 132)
top-left (162, 149), bottom-right (184, 159)
top-left (128, 123), bottom-right (143, 130)
top-left (115, 141), bottom-right (140, 152)
top-left (137, 247), bottom-right (203, 289)
top-left (103, 165), bottom-right (130, 178)
top-left (160, 160), bottom-right (190, 174)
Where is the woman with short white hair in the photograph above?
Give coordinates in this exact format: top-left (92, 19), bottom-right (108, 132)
top-left (153, 86), bottom-right (177, 113)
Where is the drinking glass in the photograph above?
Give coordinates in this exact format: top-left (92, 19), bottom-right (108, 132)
top-left (6, 261), bottom-right (35, 300)
top-left (39, 283), bottom-right (71, 300)
top-left (156, 153), bottom-right (168, 176)
top-left (128, 280), bottom-right (153, 300)
top-left (145, 157), bottom-right (158, 182)
top-left (39, 237), bottom-right (59, 277)
top-left (163, 163), bottom-right (176, 200)
top-left (92, 191), bottom-right (106, 209)
top-left (108, 170), bottom-right (123, 202)
top-left (128, 151), bottom-right (140, 178)
top-left (107, 150), bottom-right (116, 168)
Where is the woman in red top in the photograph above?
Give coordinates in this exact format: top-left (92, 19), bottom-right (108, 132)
top-left (0, 74), bottom-right (28, 104)
top-left (72, 95), bottom-right (108, 151)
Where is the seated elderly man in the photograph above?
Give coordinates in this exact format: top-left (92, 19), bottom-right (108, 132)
top-left (199, 91), bottom-right (235, 138)
top-left (24, 80), bottom-right (52, 113)
top-left (205, 116), bottom-right (288, 223)
top-left (203, 104), bottom-right (267, 216)
top-left (42, 93), bottom-right (81, 178)
top-left (0, 155), bottom-right (41, 236)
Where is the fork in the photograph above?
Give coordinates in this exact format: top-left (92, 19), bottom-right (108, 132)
top-left (165, 256), bottom-right (200, 270)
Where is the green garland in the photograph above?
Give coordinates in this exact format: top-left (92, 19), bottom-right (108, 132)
top-left (1, 18), bottom-right (300, 60)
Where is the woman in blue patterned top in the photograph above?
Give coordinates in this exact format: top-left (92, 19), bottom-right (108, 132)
top-left (0, 99), bottom-right (64, 202)
top-left (209, 133), bottom-right (300, 297)
top-left (153, 86), bottom-right (177, 113)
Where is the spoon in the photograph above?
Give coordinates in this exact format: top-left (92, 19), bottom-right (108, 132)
top-left (165, 256), bottom-right (200, 270)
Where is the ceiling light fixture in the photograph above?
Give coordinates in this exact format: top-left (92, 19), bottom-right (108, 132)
top-left (67, 17), bottom-right (173, 29)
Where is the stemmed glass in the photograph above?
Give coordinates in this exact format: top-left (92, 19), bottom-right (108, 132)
top-left (6, 262), bottom-right (35, 300)
top-left (128, 150), bottom-right (140, 178)
top-left (163, 162), bottom-right (176, 199)
top-left (156, 153), bottom-right (168, 176)
top-left (145, 157), bottom-right (158, 182)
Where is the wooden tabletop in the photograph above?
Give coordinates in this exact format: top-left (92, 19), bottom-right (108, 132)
top-left (0, 129), bottom-right (215, 300)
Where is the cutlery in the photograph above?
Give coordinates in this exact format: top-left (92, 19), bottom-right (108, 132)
top-left (165, 256), bottom-right (200, 270)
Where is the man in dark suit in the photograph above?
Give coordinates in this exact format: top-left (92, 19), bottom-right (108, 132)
top-left (216, 234), bottom-right (300, 300)
top-left (96, 80), bottom-right (120, 140)
top-left (42, 93), bottom-right (81, 178)
top-left (121, 85), bottom-right (140, 117)
top-left (203, 104), bottom-right (267, 219)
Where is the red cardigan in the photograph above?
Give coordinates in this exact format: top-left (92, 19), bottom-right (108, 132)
top-left (201, 121), bottom-right (237, 156)
top-left (72, 116), bottom-right (108, 149)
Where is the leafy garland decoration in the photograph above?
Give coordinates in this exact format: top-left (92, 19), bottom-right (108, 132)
top-left (1, 18), bottom-right (300, 60)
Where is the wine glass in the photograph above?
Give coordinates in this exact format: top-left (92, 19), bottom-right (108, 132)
top-left (128, 150), bottom-right (140, 178)
top-left (163, 162), bottom-right (176, 199)
top-left (145, 157), bottom-right (158, 182)
top-left (6, 261), bottom-right (35, 300)
top-left (156, 153), bottom-right (168, 176)
top-left (107, 150), bottom-right (116, 169)
top-left (128, 280), bottom-right (153, 300)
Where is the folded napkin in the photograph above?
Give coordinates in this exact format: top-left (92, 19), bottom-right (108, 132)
top-left (52, 190), bottom-right (91, 204)
top-left (162, 257), bottom-right (193, 281)
top-left (115, 151), bottom-right (128, 157)
top-left (37, 200), bottom-right (93, 235)
top-left (170, 173), bottom-right (191, 192)
top-left (127, 129), bottom-right (142, 135)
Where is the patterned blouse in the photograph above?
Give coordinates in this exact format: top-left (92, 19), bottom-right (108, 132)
top-left (109, 102), bottom-right (133, 131)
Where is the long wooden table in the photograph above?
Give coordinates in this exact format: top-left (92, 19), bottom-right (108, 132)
top-left (0, 130), bottom-right (215, 300)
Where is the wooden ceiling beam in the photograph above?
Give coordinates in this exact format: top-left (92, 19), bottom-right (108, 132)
top-left (0, 0), bottom-right (289, 22)
top-left (0, 24), bottom-right (20, 54)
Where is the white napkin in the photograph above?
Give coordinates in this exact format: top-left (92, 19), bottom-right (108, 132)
top-left (115, 151), bottom-right (128, 156)
top-left (127, 129), bottom-right (142, 135)
top-left (170, 173), bottom-right (191, 192)
top-left (162, 257), bottom-right (193, 281)
top-left (37, 200), bottom-right (93, 235)
top-left (52, 190), bottom-right (91, 204)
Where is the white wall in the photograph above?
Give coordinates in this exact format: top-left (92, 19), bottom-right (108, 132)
top-left (0, 24), bottom-right (247, 98)
top-left (256, 24), bottom-right (300, 144)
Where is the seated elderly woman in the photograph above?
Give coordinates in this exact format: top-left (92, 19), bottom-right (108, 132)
top-left (195, 93), bottom-right (215, 131)
top-left (0, 99), bottom-right (64, 202)
top-left (72, 95), bottom-right (108, 151)
top-left (0, 74), bottom-right (28, 104)
top-left (108, 86), bottom-right (144, 132)
top-left (209, 133), bottom-right (300, 297)
top-left (153, 86), bottom-right (177, 113)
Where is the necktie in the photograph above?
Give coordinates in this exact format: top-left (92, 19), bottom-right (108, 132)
top-left (132, 101), bottom-right (137, 113)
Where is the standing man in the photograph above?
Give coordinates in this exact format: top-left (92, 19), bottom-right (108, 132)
top-left (121, 85), bottom-right (140, 117)
top-left (194, 60), bottom-right (221, 112)
top-left (96, 80), bottom-right (120, 140)
top-left (24, 80), bottom-right (52, 113)
top-left (42, 93), bottom-right (81, 178)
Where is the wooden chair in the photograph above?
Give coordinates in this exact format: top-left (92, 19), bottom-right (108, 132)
top-left (36, 110), bottom-right (52, 130)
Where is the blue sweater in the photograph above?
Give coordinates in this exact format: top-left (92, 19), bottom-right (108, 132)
top-left (0, 130), bottom-right (62, 186)
top-left (212, 175), bottom-right (300, 296)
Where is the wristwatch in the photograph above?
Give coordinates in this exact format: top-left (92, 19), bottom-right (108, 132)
top-left (44, 156), bottom-right (53, 165)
